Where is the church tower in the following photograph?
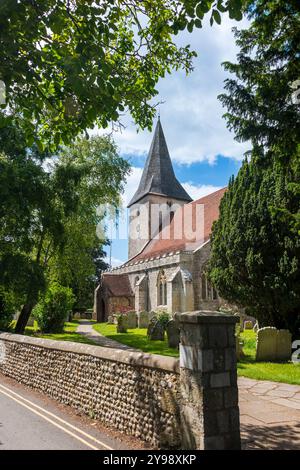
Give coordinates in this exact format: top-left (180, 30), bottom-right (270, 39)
top-left (127, 119), bottom-right (192, 260)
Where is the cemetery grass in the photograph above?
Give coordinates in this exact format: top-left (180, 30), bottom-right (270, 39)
top-left (238, 330), bottom-right (300, 385)
top-left (9, 320), bottom-right (97, 345)
top-left (93, 323), bottom-right (179, 357)
top-left (94, 324), bottom-right (300, 385)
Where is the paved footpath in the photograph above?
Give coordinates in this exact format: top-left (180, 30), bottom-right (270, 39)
top-left (77, 321), bottom-right (300, 449)
top-left (76, 320), bottom-right (136, 350)
top-left (239, 377), bottom-right (300, 449)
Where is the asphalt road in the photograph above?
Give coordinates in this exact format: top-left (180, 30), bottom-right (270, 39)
top-left (0, 377), bottom-right (132, 450)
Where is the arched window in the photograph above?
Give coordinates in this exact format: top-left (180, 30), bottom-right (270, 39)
top-left (158, 270), bottom-right (167, 306)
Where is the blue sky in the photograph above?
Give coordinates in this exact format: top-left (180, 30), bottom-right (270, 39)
top-left (97, 14), bottom-right (250, 266)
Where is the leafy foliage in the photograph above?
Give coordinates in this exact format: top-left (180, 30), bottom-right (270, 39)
top-left (0, 116), bottom-right (129, 332)
top-left (220, 0), bottom-right (300, 155)
top-left (0, 287), bottom-right (16, 330)
top-left (209, 153), bottom-right (300, 336)
top-left (209, 0), bottom-right (300, 336)
top-left (0, 0), bottom-right (244, 148)
top-left (33, 283), bottom-right (75, 333)
top-left (48, 136), bottom-right (129, 309)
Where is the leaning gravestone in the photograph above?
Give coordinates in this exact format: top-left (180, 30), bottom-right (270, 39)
top-left (166, 319), bottom-right (180, 348)
top-left (138, 311), bottom-right (149, 329)
top-left (149, 321), bottom-right (165, 341)
top-left (127, 311), bottom-right (137, 329)
top-left (256, 327), bottom-right (292, 361)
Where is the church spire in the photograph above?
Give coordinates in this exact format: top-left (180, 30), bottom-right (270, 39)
top-left (128, 119), bottom-right (192, 207)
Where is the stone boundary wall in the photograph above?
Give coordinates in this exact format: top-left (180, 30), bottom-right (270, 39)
top-left (0, 312), bottom-right (241, 450)
top-left (0, 333), bottom-right (180, 448)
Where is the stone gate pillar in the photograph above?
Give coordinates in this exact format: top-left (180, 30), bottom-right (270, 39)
top-left (175, 311), bottom-right (241, 450)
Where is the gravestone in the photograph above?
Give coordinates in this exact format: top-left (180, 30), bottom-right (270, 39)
top-left (138, 311), bottom-right (149, 329)
top-left (127, 311), bottom-right (137, 329)
top-left (116, 314), bottom-right (128, 333)
top-left (149, 321), bottom-right (165, 341)
top-left (166, 319), bottom-right (180, 348)
top-left (276, 329), bottom-right (292, 361)
top-left (147, 316), bottom-right (157, 338)
top-left (147, 316), bottom-right (164, 341)
top-left (107, 315), bottom-right (114, 324)
top-left (256, 327), bottom-right (292, 361)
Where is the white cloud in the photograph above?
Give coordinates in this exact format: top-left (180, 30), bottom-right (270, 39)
top-left (121, 167), bottom-right (222, 208)
top-left (182, 183), bottom-right (222, 200)
top-left (120, 166), bottom-right (143, 207)
top-left (94, 15), bottom-right (250, 165)
top-left (103, 256), bottom-right (123, 268)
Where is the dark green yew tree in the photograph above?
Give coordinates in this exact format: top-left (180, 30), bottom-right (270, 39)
top-left (209, 152), bottom-right (300, 336)
top-left (209, 0), bottom-right (300, 335)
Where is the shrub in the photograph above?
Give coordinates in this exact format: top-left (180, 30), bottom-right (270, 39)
top-left (156, 309), bottom-right (170, 329)
top-left (33, 283), bottom-right (75, 333)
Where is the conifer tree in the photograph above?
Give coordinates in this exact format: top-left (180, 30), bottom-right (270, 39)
top-left (209, 0), bottom-right (300, 335)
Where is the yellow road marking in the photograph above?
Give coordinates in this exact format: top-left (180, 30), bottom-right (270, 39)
top-left (0, 383), bottom-right (114, 450)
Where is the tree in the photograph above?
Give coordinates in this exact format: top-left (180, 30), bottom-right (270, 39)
top-left (219, 0), bottom-right (300, 229)
top-left (0, 122), bottom-right (129, 333)
top-left (0, 0), bottom-right (244, 149)
top-left (209, 153), bottom-right (300, 337)
top-left (47, 136), bottom-right (128, 309)
top-left (209, 0), bottom-right (300, 336)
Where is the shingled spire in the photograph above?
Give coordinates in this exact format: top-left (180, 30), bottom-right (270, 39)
top-left (128, 119), bottom-right (192, 207)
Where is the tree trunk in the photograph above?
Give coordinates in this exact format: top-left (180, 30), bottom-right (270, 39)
top-left (15, 302), bottom-right (34, 334)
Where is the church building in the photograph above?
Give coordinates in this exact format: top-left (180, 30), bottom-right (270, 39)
top-left (94, 119), bottom-right (226, 322)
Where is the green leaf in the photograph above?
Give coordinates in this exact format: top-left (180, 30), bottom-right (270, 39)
top-left (213, 9), bottom-right (221, 25)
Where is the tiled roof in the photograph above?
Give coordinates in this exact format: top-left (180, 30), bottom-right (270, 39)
top-left (102, 273), bottom-right (134, 297)
top-left (128, 119), bottom-right (192, 207)
top-left (132, 187), bottom-right (226, 262)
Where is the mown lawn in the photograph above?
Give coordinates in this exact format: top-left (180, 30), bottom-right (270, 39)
top-left (6, 320), bottom-right (300, 384)
top-left (93, 323), bottom-right (300, 385)
top-left (8, 320), bottom-right (97, 345)
top-left (93, 323), bottom-right (179, 357)
top-left (238, 330), bottom-right (300, 385)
